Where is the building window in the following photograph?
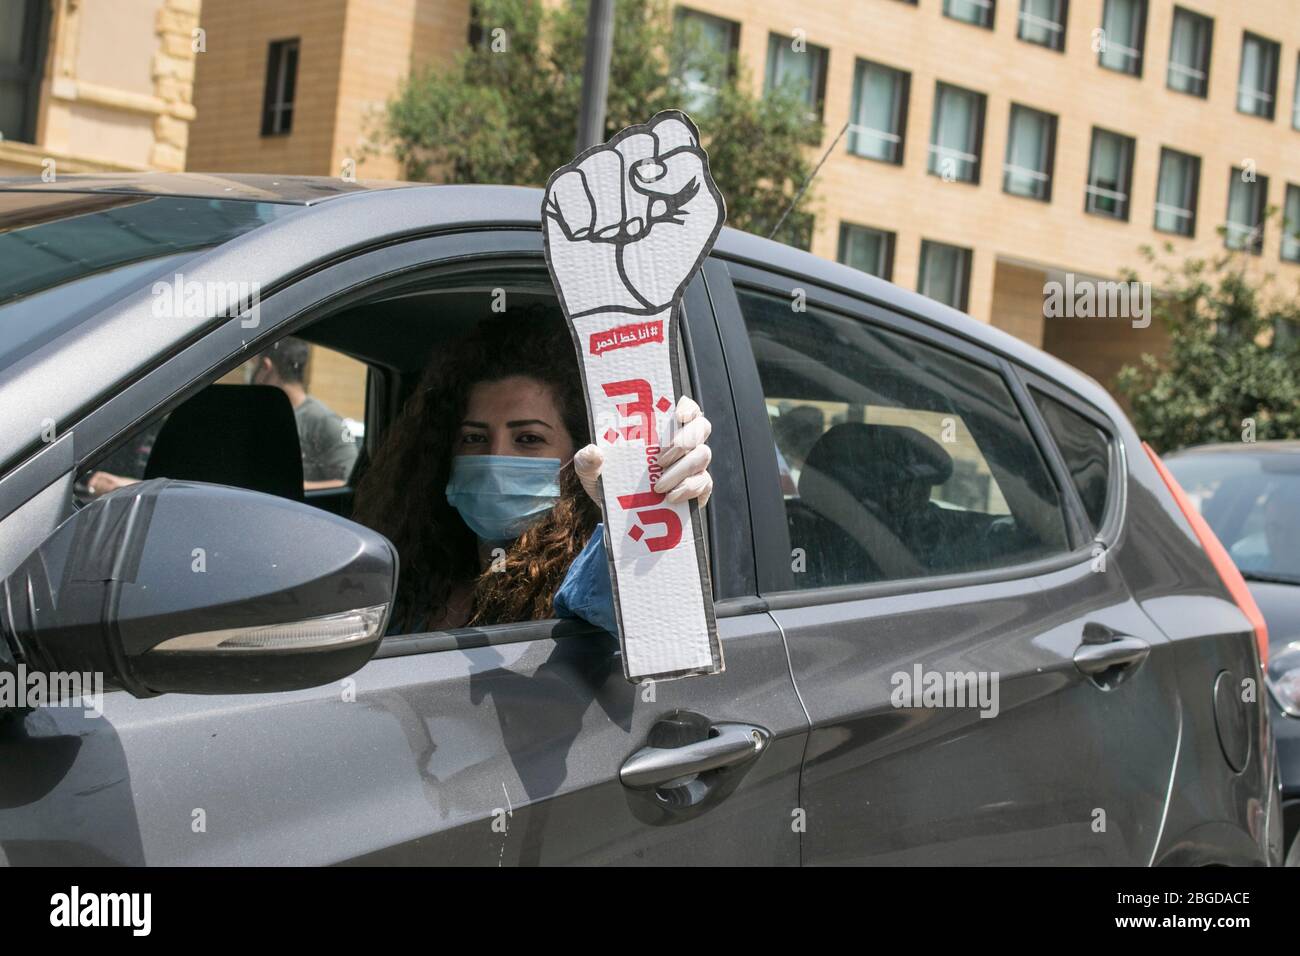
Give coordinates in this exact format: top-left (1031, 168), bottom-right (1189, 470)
top-left (1003, 104), bottom-right (1057, 201)
top-left (673, 8), bottom-right (739, 113)
top-left (0, 0), bottom-right (49, 144)
top-left (1154, 147), bottom-right (1200, 237)
top-left (1084, 128), bottom-right (1135, 220)
top-left (261, 39), bottom-right (300, 137)
top-left (838, 223), bottom-right (895, 280)
top-left (1293, 54), bottom-right (1300, 130)
top-left (1237, 32), bottom-right (1279, 119)
top-left (1225, 169), bottom-right (1267, 254)
top-left (1098, 0), bottom-right (1146, 76)
top-left (765, 32), bottom-right (828, 120)
top-left (1166, 7), bottom-right (1212, 97)
top-left (944, 0), bottom-right (996, 29)
top-left (1018, 0), bottom-right (1068, 51)
top-left (928, 82), bottom-right (986, 184)
top-left (918, 240), bottom-right (972, 311)
top-left (848, 59), bottom-right (909, 164)
top-left (1282, 184), bottom-right (1300, 264)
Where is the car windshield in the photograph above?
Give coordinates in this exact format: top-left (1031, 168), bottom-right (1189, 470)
top-left (0, 192), bottom-right (299, 369)
top-left (1165, 450), bottom-right (1300, 585)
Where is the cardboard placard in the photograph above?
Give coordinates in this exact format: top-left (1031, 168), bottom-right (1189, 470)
top-left (542, 111), bottom-right (725, 683)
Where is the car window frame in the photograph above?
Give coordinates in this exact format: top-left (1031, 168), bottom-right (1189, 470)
top-left (58, 228), bottom-right (755, 654)
top-left (710, 256), bottom-right (1096, 609)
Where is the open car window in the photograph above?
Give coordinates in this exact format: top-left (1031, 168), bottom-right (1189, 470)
top-left (75, 272), bottom-right (660, 639)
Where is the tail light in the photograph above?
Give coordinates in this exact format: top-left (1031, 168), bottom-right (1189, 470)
top-left (1144, 442), bottom-right (1269, 666)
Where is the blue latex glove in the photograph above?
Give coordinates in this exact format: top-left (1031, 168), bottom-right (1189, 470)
top-left (553, 522), bottom-right (616, 633)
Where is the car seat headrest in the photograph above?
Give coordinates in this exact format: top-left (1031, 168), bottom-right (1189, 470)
top-left (800, 422), bottom-right (954, 502)
top-left (143, 383), bottom-right (304, 502)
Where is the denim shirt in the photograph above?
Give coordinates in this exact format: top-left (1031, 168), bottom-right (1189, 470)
top-left (384, 525), bottom-right (615, 637)
top-left (552, 522), bottom-right (616, 633)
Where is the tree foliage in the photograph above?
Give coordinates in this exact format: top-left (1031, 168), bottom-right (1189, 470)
top-left (1115, 233), bottom-right (1300, 452)
top-left (382, 0), bottom-right (824, 240)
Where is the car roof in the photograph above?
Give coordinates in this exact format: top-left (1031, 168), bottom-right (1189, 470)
top-left (0, 173), bottom-right (1050, 376)
top-left (0, 172), bottom-right (415, 205)
top-left (0, 175), bottom-right (1132, 474)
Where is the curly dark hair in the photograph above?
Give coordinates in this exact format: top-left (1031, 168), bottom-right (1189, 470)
top-left (352, 304), bottom-right (601, 633)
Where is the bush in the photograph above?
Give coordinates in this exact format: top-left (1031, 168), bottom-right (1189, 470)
top-left (1116, 233), bottom-right (1300, 452)
top-left (381, 0), bottom-right (824, 240)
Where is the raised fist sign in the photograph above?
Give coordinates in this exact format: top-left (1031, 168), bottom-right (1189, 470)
top-left (542, 111), bottom-right (726, 683)
top-left (543, 111), bottom-right (725, 317)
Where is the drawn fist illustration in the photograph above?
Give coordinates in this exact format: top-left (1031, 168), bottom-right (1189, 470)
top-left (543, 111), bottom-right (725, 317)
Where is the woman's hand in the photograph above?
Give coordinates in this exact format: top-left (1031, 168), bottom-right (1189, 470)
top-left (574, 396), bottom-right (713, 508)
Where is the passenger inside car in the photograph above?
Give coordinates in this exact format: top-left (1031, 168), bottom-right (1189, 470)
top-left (83, 336), bottom-right (359, 497)
top-left (74, 287), bottom-right (714, 637)
top-left (1227, 479), bottom-right (1300, 576)
top-left (786, 421), bottom-right (1045, 588)
top-left (245, 336), bottom-right (358, 490)
top-left (350, 304), bottom-right (714, 635)
top-left (792, 423), bottom-right (951, 585)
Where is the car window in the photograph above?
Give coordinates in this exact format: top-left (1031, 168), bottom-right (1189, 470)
top-left (738, 287), bottom-right (1070, 589)
top-left (1032, 390), bottom-right (1113, 531)
top-left (78, 336), bottom-right (365, 501)
top-left (1165, 451), bottom-right (1300, 583)
top-left (74, 272), bottom-right (715, 638)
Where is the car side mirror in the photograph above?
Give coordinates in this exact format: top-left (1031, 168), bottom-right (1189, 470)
top-left (0, 479), bottom-right (397, 697)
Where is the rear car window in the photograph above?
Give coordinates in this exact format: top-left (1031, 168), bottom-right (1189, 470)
top-left (0, 193), bottom-right (297, 367)
top-left (1032, 391), bottom-right (1113, 531)
top-left (738, 288), bottom-right (1070, 589)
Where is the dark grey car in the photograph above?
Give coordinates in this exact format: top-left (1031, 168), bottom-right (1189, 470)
top-left (0, 174), bottom-right (1284, 865)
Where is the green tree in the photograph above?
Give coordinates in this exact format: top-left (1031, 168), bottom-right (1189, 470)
top-left (1115, 231), bottom-right (1300, 452)
top-left (381, 0), bottom-right (823, 243)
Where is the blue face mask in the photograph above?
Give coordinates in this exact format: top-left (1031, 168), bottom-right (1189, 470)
top-left (445, 455), bottom-right (563, 542)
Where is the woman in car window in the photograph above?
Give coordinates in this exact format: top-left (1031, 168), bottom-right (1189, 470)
top-left (352, 304), bottom-right (712, 634)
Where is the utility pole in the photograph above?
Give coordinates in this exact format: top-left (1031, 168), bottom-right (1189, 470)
top-left (575, 0), bottom-right (615, 152)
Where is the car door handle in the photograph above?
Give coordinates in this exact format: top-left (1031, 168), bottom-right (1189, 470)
top-left (620, 722), bottom-right (769, 790)
top-left (1073, 634), bottom-right (1150, 675)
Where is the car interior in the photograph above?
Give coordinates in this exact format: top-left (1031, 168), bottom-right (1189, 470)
top-left (75, 271), bottom-right (563, 520)
top-left (142, 384), bottom-right (306, 502)
top-left (1197, 464), bottom-right (1300, 564)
